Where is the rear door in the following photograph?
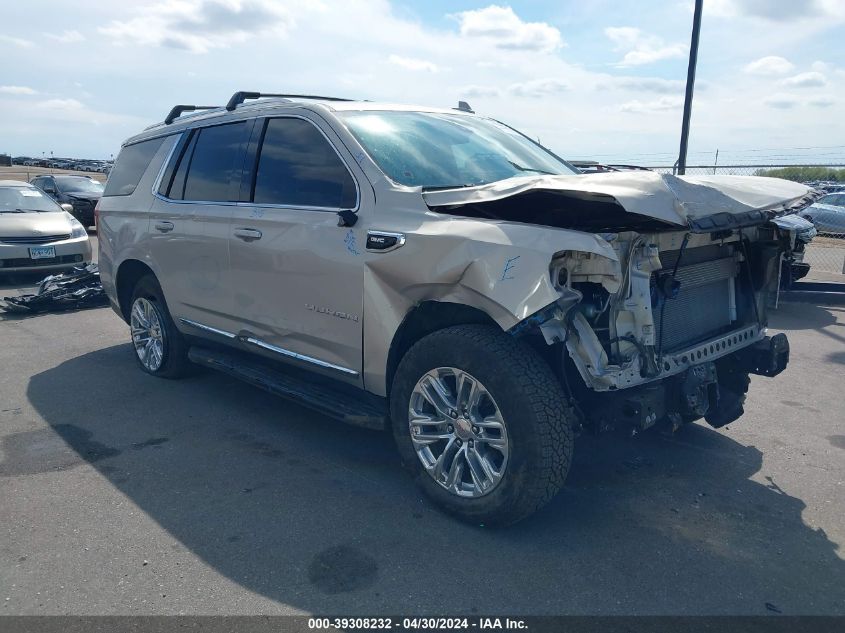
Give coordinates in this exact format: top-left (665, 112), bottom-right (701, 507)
top-left (149, 120), bottom-right (253, 334)
top-left (227, 114), bottom-right (370, 384)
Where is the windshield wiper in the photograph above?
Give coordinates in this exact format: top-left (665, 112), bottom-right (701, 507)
top-left (0, 209), bottom-right (27, 213)
top-left (421, 184), bottom-right (476, 192)
top-left (508, 161), bottom-right (555, 175)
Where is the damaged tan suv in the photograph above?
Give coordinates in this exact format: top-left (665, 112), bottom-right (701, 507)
top-left (98, 91), bottom-right (818, 524)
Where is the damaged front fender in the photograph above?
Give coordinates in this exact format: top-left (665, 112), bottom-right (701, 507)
top-left (361, 216), bottom-right (620, 395)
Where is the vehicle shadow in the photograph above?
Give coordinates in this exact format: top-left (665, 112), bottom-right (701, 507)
top-left (0, 271), bottom-right (45, 292)
top-left (23, 344), bottom-right (845, 615)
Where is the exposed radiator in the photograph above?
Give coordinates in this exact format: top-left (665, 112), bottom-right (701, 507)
top-left (654, 246), bottom-right (738, 351)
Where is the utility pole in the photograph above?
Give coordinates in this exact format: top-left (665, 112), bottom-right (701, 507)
top-left (677, 0), bottom-right (703, 175)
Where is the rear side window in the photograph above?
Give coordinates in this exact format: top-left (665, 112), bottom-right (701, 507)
top-left (104, 137), bottom-right (166, 196)
top-left (252, 118), bottom-right (356, 209)
top-left (175, 122), bottom-right (246, 202)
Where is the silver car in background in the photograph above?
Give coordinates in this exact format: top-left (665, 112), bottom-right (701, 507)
top-left (799, 192), bottom-right (845, 237)
top-left (0, 180), bottom-right (92, 273)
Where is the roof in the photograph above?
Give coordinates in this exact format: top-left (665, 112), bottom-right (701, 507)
top-left (128, 97), bottom-right (476, 145)
top-left (0, 179), bottom-right (34, 187)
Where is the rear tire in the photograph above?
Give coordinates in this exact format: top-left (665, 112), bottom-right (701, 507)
top-left (390, 324), bottom-right (574, 525)
top-left (129, 275), bottom-right (191, 379)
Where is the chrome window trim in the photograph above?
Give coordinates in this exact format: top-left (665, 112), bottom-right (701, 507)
top-left (179, 317), bottom-right (237, 339)
top-left (245, 337), bottom-right (359, 376)
top-left (151, 114), bottom-right (360, 213)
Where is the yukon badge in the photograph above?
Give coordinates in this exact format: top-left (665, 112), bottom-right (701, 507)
top-left (305, 303), bottom-right (360, 322)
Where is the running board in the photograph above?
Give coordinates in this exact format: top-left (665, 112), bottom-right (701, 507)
top-left (188, 346), bottom-right (387, 430)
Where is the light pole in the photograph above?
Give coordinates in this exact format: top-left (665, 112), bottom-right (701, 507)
top-left (677, 0), bottom-right (703, 176)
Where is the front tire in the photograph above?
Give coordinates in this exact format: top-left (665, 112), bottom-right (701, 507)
top-left (129, 275), bottom-right (191, 379)
top-left (390, 324), bottom-right (574, 525)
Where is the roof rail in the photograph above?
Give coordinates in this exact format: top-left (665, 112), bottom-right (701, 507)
top-left (164, 105), bottom-right (218, 125)
top-left (225, 91), bottom-right (352, 111)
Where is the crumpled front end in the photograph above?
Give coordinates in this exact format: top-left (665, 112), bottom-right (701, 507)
top-left (420, 172), bottom-right (818, 433)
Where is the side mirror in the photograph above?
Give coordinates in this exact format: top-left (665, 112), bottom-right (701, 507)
top-left (44, 187), bottom-right (56, 194)
top-left (61, 203), bottom-right (74, 213)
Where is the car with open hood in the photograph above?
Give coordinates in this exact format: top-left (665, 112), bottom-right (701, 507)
top-left (97, 92), bottom-right (819, 525)
top-left (0, 180), bottom-right (92, 273)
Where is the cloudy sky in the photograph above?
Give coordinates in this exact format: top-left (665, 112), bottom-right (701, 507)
top-left (1, 0), bottom-right (843, 165)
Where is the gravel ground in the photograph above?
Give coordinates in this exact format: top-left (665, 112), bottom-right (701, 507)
top-left (0, 247), bottom-right (843, 615)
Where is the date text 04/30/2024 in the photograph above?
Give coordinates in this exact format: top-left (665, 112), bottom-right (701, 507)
top-left (307, 617), bottom-right (528, 630)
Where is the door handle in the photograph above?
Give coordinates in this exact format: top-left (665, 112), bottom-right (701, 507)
top-left (234, 228), bottom-right (263, 242)
top-left (154, 221), bottom-right (174, 233)
top-left (366, 231), bottom-right (405, 252)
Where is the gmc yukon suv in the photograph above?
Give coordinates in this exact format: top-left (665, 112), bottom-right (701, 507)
top-left (98, 91), bottom-right (817, 525)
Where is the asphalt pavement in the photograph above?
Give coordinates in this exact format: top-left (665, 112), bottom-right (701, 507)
top-left (0, 237), bottom-right (843, 615)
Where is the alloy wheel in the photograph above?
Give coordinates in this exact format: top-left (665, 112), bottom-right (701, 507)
top-left (409, 367), bottom-right (509, 497)
top-left (130, 297), bottom-right (165, 372)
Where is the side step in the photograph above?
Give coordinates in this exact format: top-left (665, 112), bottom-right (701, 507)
top-left (188, 346), bottom-right (388, 430)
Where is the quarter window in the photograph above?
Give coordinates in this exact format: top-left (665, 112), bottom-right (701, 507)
top-left (252, 118), bottom-right (356, 209)
top-left (103, 137), bottom-right (166, 197)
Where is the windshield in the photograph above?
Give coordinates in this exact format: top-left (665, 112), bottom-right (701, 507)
top-left (0, 186), bottom-right (63, 212)
top-left (338, 111), bottom-right (577, 188)
top-left (55, 177), bottom-right (104, 194)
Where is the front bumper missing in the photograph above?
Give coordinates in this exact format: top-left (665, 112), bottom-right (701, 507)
top-left (568, 322), bottom-right (766, 392)
top-left (588, 332), bottom-right (790, 433)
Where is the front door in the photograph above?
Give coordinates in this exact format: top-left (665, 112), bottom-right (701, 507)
top-left (228, 114), bottom-right (370, 385)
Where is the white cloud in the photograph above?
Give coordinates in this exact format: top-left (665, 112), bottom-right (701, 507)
top-left (99, 0), bottom-right (293, 54)
top-left (45, 29), bottom-right (85, 43)
top-left (743, 56), bottom-right (794, 75)
top-left (601, 77), bottom-right (686, 94)
top-left (388, 54), bottom-right (437, 72)
top-left (36, 99), bottom-right (86, 111)
top-left (620, 96), bottom-right (684, 113)
top-left (508, 78), bottom-right (569, 97)
top-left (452, 5), bottom-right (562, 53)
top-left (808, 96), bottom-right (835, 107)
top-left (763, 93), bottom-right (800, 109)
top-left (709, 0), bottom-right (842, 22)
top-left (780, 71), bottom-right (827, 87)
top-left (0, 86), bottom-right (37, 95)
top-left (605, 27), bottom-right (685, 67)
top-left (460, 85), bottom-right (502, 98)
top-left (0, 34), bottom-right (34, 48)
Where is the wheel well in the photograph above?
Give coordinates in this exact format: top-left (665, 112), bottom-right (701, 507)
top-left (115, 259), bottom-right (155, 321)
top-left (385, 301), bottom-right (498, 396)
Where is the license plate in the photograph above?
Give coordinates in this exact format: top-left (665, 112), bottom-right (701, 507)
top-left (29, 246), bottom-right (56, 260)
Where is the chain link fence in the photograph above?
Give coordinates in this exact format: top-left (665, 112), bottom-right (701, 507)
top-left (644, 164), bottom-right (845, 282)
